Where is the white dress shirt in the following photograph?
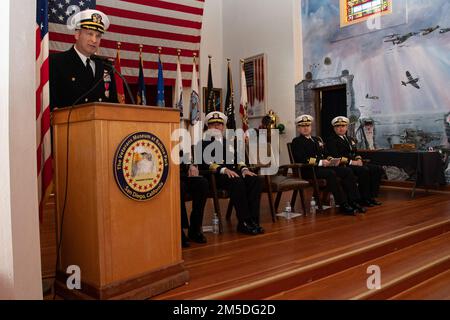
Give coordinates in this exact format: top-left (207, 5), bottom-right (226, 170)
top-left (74, 46), bottom-right (96, 77)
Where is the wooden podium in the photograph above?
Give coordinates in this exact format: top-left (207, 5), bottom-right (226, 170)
top-left (52, 103), bottom-right (188, 299)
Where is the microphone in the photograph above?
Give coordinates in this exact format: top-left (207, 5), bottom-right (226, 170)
top-left (90, 54), bottom-right (114, 66)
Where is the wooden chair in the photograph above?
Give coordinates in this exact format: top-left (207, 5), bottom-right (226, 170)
top-left (262, 164), bottom-right (311, 216)
top-left (287, 142), bottom-right (327, 211)
top-left (224, 142), bottom-right (312, 221)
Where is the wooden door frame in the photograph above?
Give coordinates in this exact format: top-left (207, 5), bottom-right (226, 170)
top-left (313, 84), bottom-right (347, 137)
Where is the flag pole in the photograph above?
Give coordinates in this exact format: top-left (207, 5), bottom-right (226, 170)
top-left (225, 58), bottom-right (236, 129)
top-left (177, 48), bottom-right (183, 129)
top-left (206, 55), bottom-right (214, 114)
top-left (115, 41), bottom-right (126, 104)
top-left (240, 58), bottom-right (249, 132)
top-left (137, 44), bottom-right (147, 105)
top-left (157, 46), bottom-right (165, 107)
top-left (158, 46), bottom-right (162, 60)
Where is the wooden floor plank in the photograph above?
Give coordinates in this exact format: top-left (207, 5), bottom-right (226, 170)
top-left (153, 189), bottom-right (450, 300)
top-left (391, 269), bottom-right (450, 300)
top-left (267, 233), bottom-right (450, 300)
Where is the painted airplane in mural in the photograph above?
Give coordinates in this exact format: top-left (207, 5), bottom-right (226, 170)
top-left (421, 26), bottom-right (440, 36)
top-left (383, 33), bottom-right (400, 39)
top-left (440, 28), bottom-right (450, 34)
top-left (384, 32), bottom-right (418, 45)
top-left (366, 94), bottom-right (379, 100)
top-left (401, 71), bottom-right (420, 89)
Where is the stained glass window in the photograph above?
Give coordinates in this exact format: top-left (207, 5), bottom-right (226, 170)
top-left (340, 0), bottom-right (392, 27)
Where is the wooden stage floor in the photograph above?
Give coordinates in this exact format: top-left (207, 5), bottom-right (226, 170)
top-left (153, 188), bottom-right (450, 300)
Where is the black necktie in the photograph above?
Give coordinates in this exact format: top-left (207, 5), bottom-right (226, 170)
top-left (343, 136), bottom-right (352, 149)
top-left (86, 58), bottom-right (94, 82)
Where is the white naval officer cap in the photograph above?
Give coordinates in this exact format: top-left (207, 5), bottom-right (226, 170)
top-left (205, 111), bottom-right (228, 125)
top-left (71, 9), bottom-right (110, 34)
top-left (295, 114), bottom-right (313, 126)
top-left (331, 116), bottom-right (349, 126)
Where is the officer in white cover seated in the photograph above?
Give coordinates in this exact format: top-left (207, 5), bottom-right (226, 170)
top-left (290, 115), bottom-right (364, 215)
top-left (326, 116), bottom-right (382, 207)
top-left (198, 111), bottom-right (264, 235)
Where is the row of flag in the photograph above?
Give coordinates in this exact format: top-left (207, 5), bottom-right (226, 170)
top-left (114, 45), bottom-right (249, 131)
top-left (36, 0), bottom-right (248, 221)
top-left (38, 0), bottom-right (207, 222)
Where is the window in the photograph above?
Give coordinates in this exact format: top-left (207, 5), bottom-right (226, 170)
top-left (340, 0), bottom-right (392, 27)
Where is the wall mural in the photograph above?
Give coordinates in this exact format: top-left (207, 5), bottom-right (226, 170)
top-left (298, 0), bottom-right (450, 182)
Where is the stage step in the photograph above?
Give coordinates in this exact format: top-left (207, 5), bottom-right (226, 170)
top-left (267, 232), bottom-right (450, 300)
top-left (197, 219), bottom-right (450, 300)
top-left (390, 269), bottom-right (450, 300)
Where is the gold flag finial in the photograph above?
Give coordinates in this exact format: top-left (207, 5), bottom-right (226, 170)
top-left (139, 44), bottom-right (143, 58)
top-left (158, 46), bottom-right (162, 54)
top-left (117, 42), bottom-right (121, 50)
top-left (177, 49), bottom-right (181, 56)
top-left (208, 54), bottom-right (212, 59)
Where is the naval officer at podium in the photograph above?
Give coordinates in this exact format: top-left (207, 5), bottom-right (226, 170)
top-left (50, 9), bottom-right (118, 110)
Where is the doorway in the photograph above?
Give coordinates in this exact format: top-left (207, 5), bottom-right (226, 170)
top-left (315, 85), bottom-right (347, 140)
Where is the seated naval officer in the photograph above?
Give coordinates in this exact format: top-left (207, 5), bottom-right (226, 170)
top-left (49, 9), bottom-right (118, 110)
top-left (199, 111), bottom-right (263, 235)
top-left (290, 115), bottom-right (364, 215)
top-left (326, 116), bottom-right (382, 207)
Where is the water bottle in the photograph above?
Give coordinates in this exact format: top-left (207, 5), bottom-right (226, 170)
top-left (212, 213), bottom-right (220, 234)
top-left (329, 194), bottom-right (335, 208)
top-left (310, 197), bottom-right (317, 215)
top-left (285, 201), bottom-right (292, 219)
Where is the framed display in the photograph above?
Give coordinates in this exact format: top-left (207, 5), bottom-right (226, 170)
top-left (243, 53), bottom-right (267, 118)
top-left (202, 87), bottom-right (222, 112)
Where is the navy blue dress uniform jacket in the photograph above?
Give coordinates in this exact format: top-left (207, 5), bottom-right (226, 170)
top-left (49, 46), bottom-right (118, 110)
top-left (325, 133), bottom-right (362, 165)
top-left (198, 137), bottom-right (249, 174)
top-left (291, 135), bottom-right (330, 166)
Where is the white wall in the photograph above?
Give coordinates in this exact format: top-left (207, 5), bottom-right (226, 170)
top-left (0, 0), bottom-right (14, 299)
top-left (0, 0), bottom-right (42, 299)
top-left (179, 0), bottom-right (223, 123)
top-left (200, 0), bottom-right (224, 90)
top-left (200, 0), bottom-right (303, 164)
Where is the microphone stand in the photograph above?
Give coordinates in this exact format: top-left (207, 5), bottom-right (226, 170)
top-left (112, 65), bottom-right (136, 105)
top-left (102, 61), bottom-right (136, 105)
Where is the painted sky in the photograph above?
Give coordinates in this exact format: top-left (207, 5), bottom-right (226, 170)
top-left (301, 0), bottom-right (450, 116)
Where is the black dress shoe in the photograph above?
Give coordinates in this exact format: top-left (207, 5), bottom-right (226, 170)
top-left (369, 198), bottom-right (382, 206)
top-left (237, 222), bottom-right (259, 235)
top-left (251, 221), bottom-right (265, 234)
top-left (359, 199), bottom-right (374, 207)
top-left (340, 203), bottom-right (356, 215)
top-left (188, 230), bottom-right (207, 244)
top-left (351, 202), bottom-right (367, 214)
top-left (182, 232), bottom-right (190, 248)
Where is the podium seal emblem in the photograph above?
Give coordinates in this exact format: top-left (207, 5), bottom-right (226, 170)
top-left (114, 132), bottom-right (169, 201)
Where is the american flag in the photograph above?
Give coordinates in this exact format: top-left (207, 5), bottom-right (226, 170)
top-left (244, 55), bottom-right (265, 109)
top-left (239, 61), bottom-right (249, 131)
top-left (48, 0), bottom-right (204, 87)
top-left (36, 0), bottom-right (52, 220)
